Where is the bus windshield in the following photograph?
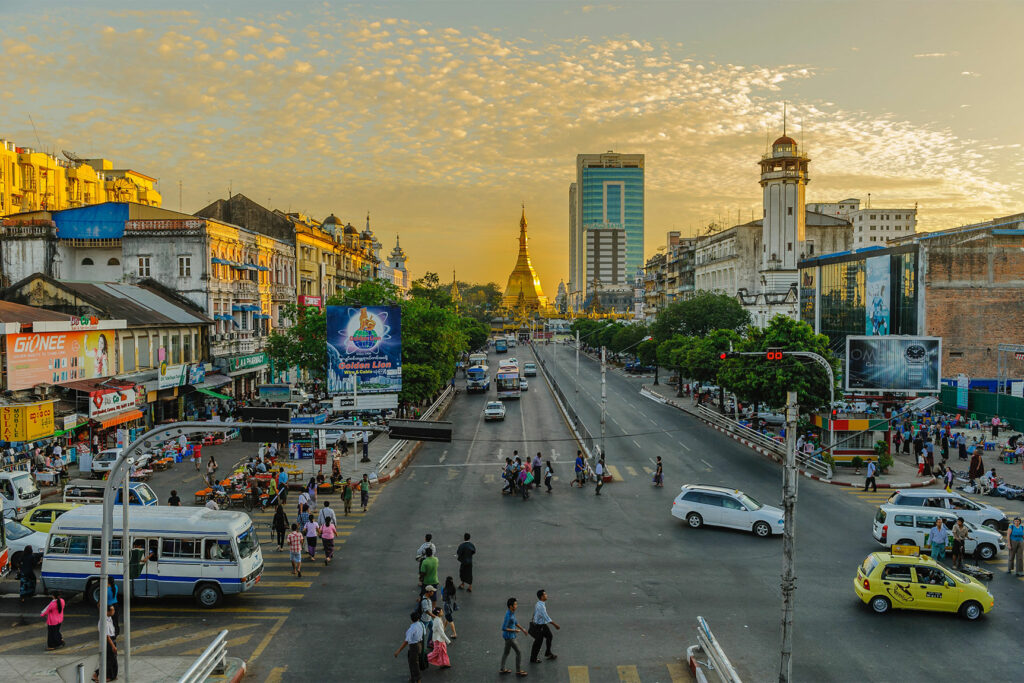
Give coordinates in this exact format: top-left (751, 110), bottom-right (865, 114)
top-left (236, 526), bottom-right (260, 559)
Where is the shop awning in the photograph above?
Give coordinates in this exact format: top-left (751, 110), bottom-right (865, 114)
top-left (196, 373), bottom-right (231, 389)
top-left (98, 409), bottom-right (144, 429)
top-left (196, 387), bottom-right (232, 401)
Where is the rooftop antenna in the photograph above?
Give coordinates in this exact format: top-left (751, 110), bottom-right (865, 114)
top-left (178, 179), bottom-right (182, 211)
top-left (28, 114), bottom-right (42, 148)
top-left (783, 101), bottom-right (787, 137)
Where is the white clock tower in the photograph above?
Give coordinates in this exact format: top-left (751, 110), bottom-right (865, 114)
top-left (758, 127), bottom-right (810, 292)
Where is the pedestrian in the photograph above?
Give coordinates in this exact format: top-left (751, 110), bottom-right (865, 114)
top-left (441, 576), bottom-right (458, 638)
top-left (40, 591), bottom-right (66, 650)
top-left (573, 450), bottom-right (585, 488)
top-left (394, 611), bottom-right (426, 683)
top-left (360, 473), bottom-right (370, 511)
top-left (529, 589), bottom-right (560, 663)
top-left (943, 466), bottom-right (955, 493)
top-left (19, 545), bottom-right (37, 602)
top-left (1007, 517), bottom-right (1024, 576)
top-left (594, 458), bottom-right (605, 496)
top-left (306, 477), bottom-right (318, 506)
top-left (92, 603), bottom-right (118, 682)
top-left (653, 456), bottom-right (664, 487)
top-left (863, 459), bottom-right (878, 492)
top-left (416, 534), bottom-right (437, 564)
top-left (456, 533), bottom-right (475, 592)
top-left (951, 517), bottom-right (972, 570)
top-left (342, 477), bottom-right (354, 515)
top-left (362, 430), bottom-right (369, 460)
top-left (317, 501), bottom-right (336, 527)
top-left (320, 516), bottom-right (337, 565)
top-left (287, 523), bottom-right (304, 577)
top-left (272, 504), bottom-right (289, 551)
top-left (992, 415), bottom-right (1001, 438)
top-left (303, 515), bottom-right (320, 560)
top-left (106, 576), bottom-right (121, 636)
top-left (419, 548), bottom-right (439, 600)
top-left (968, 449), bottom-right (984, 482)
top-left (544, 461), bottom-right (553, 493)
top-left (531, 452), bottom-right (543, 489)
top-left (427, 606), bottom-right (452, 668)
top-left (499, 597), bottom-right (529, 677)
top-left (930, 517), bottom-right (949, 563)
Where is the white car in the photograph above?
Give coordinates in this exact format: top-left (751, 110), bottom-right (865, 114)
top-left (484, 401), bottom-right (506, 421)
top-left (886, 489), bottom-right (1007, 531)
top-left (672, 484), bottom-right (784, 537)
top-left (4, 517), bottom-right (47, 571)
top-left (520, 379), bottom-right (529, 391)
top-left (505, 357), bottom-right (519, 366)
top-left (90, 448), bottom-right (123, 478)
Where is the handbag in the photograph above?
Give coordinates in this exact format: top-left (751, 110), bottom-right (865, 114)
top-left (418, 623), bottom-right (430, 670)
top-left (528, 621), bottom-right (539, 638)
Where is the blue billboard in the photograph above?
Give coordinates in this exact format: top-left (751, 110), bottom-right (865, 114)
top-left (326, 306), bottom-right (402, 395)
top-left (865, 255), bottom-right (890, 336)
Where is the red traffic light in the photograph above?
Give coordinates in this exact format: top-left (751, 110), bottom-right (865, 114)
top-left (766, 348), bottom-right (784, 361)
top-left (719, 352), bottom-right (728, 360)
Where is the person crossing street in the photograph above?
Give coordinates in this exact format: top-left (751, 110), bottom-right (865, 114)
top-left (529, 589), bottom-right (559, 664)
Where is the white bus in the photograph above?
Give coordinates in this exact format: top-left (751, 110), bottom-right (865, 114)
top-left (41, 505), bottom-right (263, 608)
top-left (496, 362), bottom-right (521, 399)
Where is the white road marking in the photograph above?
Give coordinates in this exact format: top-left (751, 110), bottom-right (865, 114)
top-left (610, 415), bottom-right (622, 428)
top-left (439, 450), bottom-right (447, 464)
top-left (700, 458), bottom-right (713, 469)
top-left (678, 440), bottom-right (691, 451)
top-left (632, 439), bottom-right (641, 448)
top-left (464, 402), bottom-right (485, 464)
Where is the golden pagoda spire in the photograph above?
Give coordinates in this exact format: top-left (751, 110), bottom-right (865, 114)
top-left (503, 204), bottom-right (547, 311)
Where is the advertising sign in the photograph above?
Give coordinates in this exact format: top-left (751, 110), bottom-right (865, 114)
top-left (865, 256), bottom-right (890, 336)
top-left (298, 295), bottom-right (322, 309)
top-left (956, 374), bottom-right (970, 410)
top-left (158, 363), bottom-right (188, 390)
top-left (188, 364), bottom-right (206, 385)
top-left (845, 336), bottom-right (942, 393)
top-left (6, 331), bottom-right (115, 391)
top-left (89, 388), bottom-right (139, 419)
top-left (326, 306), bottom-right (402, 395)
top-left (333, 394), bottom-right (398, 411)
top-left (0, 401), bottom-right (56, 442)
top-left (258, 384), bottom-right (292, 403)
top-left (228, 352), bottom-right (268, 373)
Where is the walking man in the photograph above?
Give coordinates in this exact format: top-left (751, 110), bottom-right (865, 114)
top-left (653, 456), bottom-right (663, 487)
top-left (500, 597), bottom-right (529, 677)
top-left (360, 473), bottom-right (370, 511)
top-left (456, 533), bottom-right (476, 592)
top-left (863, 459), bottom-right (878, 492)
top-left (361, 430), bottom-right (370, 461)
top-left (419, 548), bottom-right (439, 600)
top-left (287, 523), bottom-right (304, 578)
top-left (573, 450), bottom-right (585, 488)
top-left (594, 457), bottom-right (605, 496)
top-left (1007, 517), bottom-right (1024, 576)
top-left (529, 589), bottom-right (560, 664)
top-left (317, 501), bottom-right (336, 527)
top-left (342, 477), bottom-right (354, 516)
top-left (394, 611), bottom-right (426, 683)
top-left (951, 517), bottom-right (972, 570)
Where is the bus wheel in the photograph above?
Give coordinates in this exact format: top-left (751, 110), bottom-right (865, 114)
top-left (194, 582), bottom-right (223, 608)
top-left (85, 579), bottom-right (100, 607)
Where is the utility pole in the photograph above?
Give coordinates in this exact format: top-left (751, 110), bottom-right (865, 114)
top-left (600, 345), bottom-right (607, 462)
top-left (779, 390), bottom-right (798, 683)
top-left (574, 329), bottom-right (580, 417)
top-left (122, 459), bottom-right (133, 681)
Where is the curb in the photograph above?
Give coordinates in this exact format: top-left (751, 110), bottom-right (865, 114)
top-left (644, 385), bottom-right (941, 490)
top-left (223, 657), bottom-right (247, 683)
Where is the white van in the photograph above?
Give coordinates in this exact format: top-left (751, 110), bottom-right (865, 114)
top-left (41, 505), bottom-right (263, 608)
top-left (873, 505), bottom-right (1004, 560)
top-left (0, 470), bottom-right (41, 520)
top-left (886, 489), bottom-right (1007, 531)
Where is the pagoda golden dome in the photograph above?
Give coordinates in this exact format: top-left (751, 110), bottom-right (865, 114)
top-left (503, 205), bottom-right (547, 310)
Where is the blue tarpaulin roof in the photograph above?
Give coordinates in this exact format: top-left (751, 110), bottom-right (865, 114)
top-left (53, 203), bottom-right (129, 239)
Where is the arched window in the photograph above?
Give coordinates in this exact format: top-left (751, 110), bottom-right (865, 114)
top-left (107, 257), bottom-right (120, 266)
top-left (81, 257), bottom-right (94, 266)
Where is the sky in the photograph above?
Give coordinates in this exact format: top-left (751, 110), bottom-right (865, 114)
top-left (3, 0), bottom-right (1023, 291)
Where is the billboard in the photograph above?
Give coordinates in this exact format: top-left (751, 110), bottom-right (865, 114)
top-left (6, 331), bottom-right (115, 390)
top-left (865, 256), bottom-right (890, 336)
top-left (326, 306), bottom-right (402, 395)
top-left (0, 401), bottom-right (56, 442)
top-left (89, 388), bottom-right (138, 419)
top-left (158, 363), bottom-right (188, 389)
top-left (845, 336), bottom-right (942, 393)
top-left (258, 384), bottom-right (292, 403)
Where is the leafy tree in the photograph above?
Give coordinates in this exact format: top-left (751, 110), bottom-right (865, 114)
top-left (716, 315), bottom-right (838, 412)
top-left (610, 325), bottom-right (648, 356)
top-left (655, 335), bottom-right (695, 396)
top-left (459, 316), bottom-right (490, 352)
top-left (410, 271), bottom-right (452, 307)
top-left (265, 304), bottom-right (327, 383)
top-left (333, 279), bottom-right (401, 307)
top-left (400, 363), bottom-right (442, 405)
top-left (650, 291), bottom-right (750, 341)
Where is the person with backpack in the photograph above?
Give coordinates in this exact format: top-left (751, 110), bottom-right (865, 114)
top-left (272, 504), bottom-right (289, 551)
top-left (40, 591), bottom-right (66, 650)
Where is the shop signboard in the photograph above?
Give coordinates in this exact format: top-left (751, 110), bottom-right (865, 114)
top-left (188, 364), bottom-right (206, 385)
top-left (258, 384), bottom-right (291, 403)
top-left (0, 400), bottom-right (56, 442)
top-left (332, 394), bottom-right (398, 411)
top-left (298, 295), bottom-right (322, 309)
top-left (845, 336), bottom-right (942, 393)
top-left (5, 330), bottom-right (115, 390)
top-left (326, 306), bottom-right (402, 395)
top-left (89, 388), bottom-right (139, 419)
top-left (865, 256), bottom-right (890, 336)
top-left (63, 414), bottom-right (85, 431)
top-left (227, 352), bottom-right (268, 373)
top-left (158, 363), bottom-right (188, 390)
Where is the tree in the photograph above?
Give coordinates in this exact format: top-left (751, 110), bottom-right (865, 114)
top-left (333, 279), bottom-right (401, 307)
top-left (265, 304), bottom-right (328, 383)
top-left (716, 315), bottom-right (838, 412)
top-left (459, 316), bottom-right (490, 352)
top-left (650, 291), bottom-right (750, 341)
top-left (410, 271), bottom-right (451, 307)
top-left (610, 325), bottom-right (648, 356)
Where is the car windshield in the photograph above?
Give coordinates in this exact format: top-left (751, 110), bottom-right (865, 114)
top-left (134, 486), bottom-right (157, 505)
top-left (4, 518), bottom-right (34, 540)
top-left (13, 474), bottom-right (38, 498)
top-left (236, 526), bottom-right (260, 559)
top-left (944, 567), bottom-right (970, 583)
top-left (736, 493), bottom-right (762, 510)
top-left (861, 555), bottom-right (880, 576)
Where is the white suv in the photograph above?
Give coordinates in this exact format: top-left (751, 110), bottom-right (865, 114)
top-left (672, 484), bottom-right (784, 537)
top-left (886, 490), bottom-right (1007, 531)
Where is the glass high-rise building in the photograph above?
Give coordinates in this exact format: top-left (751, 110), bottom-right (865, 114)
top-left (569, 152), bottom-right (644, 310)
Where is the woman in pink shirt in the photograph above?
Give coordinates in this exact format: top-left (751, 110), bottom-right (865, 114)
top-left (320, 520), bottom-right (337, 566)
top-left (40, 592), bottom-right (66, 650)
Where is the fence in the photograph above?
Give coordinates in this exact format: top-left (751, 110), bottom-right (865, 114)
top-left (938, 385), bottom-right (1024, 428)
top-left (531, 346), bottom-right (599, 460)
top-left (178, 629), bottom-right (228, 682)
top-left (686, 616), bottom-right (743, 683)
top-left (377, 384), bottom-right (454, 474)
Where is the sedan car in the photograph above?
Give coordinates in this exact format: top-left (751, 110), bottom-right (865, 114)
top-left (4, 517), bottom-right (47, 573)
top-left (520, 379), bottom-right (529, 391)
top-left (854, 548), bottom-right (993, 620)
top-left (672, 484), bottom-right (784, 537)
top-left (484, 401), bottom-right (506, 421)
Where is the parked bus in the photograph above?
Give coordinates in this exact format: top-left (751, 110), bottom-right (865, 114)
top-left (466, 364), bottom-right (491, 393)
top-left (494, 338), bottom-right (508, 353)
top-left (469, 352), bottom-right (487, 368)
top-left (495, 363), bottom-right (521, 399)
top-left (41, 505), bottom-right (263, 608)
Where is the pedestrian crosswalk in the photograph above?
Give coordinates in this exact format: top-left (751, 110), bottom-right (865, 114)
top-left (566, 661), bottom-right (690, 682)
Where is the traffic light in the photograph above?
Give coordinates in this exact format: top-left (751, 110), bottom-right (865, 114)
top-left (719, 351), bottom-right (738, 360)
top-left (766, 347), bottom-right (784, 361)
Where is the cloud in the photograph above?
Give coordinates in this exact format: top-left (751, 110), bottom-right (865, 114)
top-left (960, 71), bottom-right (980, 77)
top-left (913, 52), bottom-right (956, 58)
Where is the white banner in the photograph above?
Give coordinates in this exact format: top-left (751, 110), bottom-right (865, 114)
top-left (89, 388), bottom-right (138, 419)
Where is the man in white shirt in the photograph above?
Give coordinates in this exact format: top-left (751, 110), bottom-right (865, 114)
top-left (317, 501), bottom-right (337, 527)
top-left (594, 458), bottom-right (605, 496)
top-left (95, 603), bottom-right (118, 682)
top-left (416, 534), bottom-right (437, 563)
top-left (529, 589), bottom-right (560, 663)
top-left (394, 611), bottom-right (426, 682)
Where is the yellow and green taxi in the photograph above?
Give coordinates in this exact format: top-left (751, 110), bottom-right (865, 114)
top-left (854, 546), bottom-right (994, 621)
top-left (21, 502), bottom-right (80, 534)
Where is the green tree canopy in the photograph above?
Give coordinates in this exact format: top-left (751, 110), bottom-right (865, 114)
top-left (650, 291), bottom-right (751, 341)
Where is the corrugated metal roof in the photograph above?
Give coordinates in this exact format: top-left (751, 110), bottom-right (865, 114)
top-left (0, 300), bottom-right (73, 324)
top-left (56, 280), bottom-right (212, 326)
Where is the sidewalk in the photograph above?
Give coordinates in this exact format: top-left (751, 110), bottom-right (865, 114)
top-left (0, 654), bottom-right (244, 682)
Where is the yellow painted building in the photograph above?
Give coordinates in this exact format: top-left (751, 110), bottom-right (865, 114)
top-left (282, 212), bottom-right (379, 303)
top-left (0, 139), bottom-right (161, 215)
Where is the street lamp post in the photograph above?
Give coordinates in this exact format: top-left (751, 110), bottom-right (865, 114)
top-left (600, 345), bottom-right (607, 461)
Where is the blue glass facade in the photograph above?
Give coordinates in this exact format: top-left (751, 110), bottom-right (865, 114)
top-left (581, 166), bottom-right (644, 276)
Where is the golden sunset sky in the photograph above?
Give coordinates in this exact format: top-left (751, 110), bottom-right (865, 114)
top-left (3, 1), bottom-right (1022, 291)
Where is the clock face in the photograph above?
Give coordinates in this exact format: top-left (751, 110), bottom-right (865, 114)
top-left (905, 345), bottom-right (927, 360)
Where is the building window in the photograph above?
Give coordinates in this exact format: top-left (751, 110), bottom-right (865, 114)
top-left (81, 258), bottom-right (94, 266)
top-left (171, 334), bottom-right (181, 364)
top-left (137, 336), bottom-right (150, 369)
top-left (870, 236), bottom-right (877, 242)
top-left (870, 226), bottom-right (876, 231)
top-left (122, 337), bottom-right (135, 372)
top-left (870, 214), bottom-right (876, 220)
top-left (183, 332), bottom-right (191, 363)
top-left (107, 257), bottom-right (120, 266)
top-left (138, 257), bottom-right (151, 277)
top-left (178, 256), bottom-right (191, 277)
top-left (787, 242), bottom-right (793, 251)
top-left (787, 207), bottom-right (793, 216)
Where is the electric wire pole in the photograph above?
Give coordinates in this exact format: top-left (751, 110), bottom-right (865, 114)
top-left (779, 390), bottom-right (798, 682)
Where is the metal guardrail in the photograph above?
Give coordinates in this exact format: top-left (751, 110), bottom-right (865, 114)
top-left (696, 405), bottom-right (832, 478)
top-left (178, 629), bottom-right (228, 683)
top-left (532, 347), bottom-right (598, 460)
top-left (377, 384), bottom-right (454, 474)
top-left (688, 616), bottom-right (742, 683)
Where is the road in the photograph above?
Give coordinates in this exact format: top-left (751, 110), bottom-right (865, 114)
top-left (3, 341), bottom-right (1023, 681)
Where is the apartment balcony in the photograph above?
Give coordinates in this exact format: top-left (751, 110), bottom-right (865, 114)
top-left (271, 284), bottom-right (294, 300)
top-left (234, 280), bottom-right (258, 296)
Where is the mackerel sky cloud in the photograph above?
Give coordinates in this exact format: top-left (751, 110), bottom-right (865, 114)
top-left (2, 1), bottom-right (1022, 287)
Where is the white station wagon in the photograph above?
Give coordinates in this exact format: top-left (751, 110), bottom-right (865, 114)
top-left (484, 401), bottom-right (506, 421)
top-left (672, 484), bottom-right (784, 537)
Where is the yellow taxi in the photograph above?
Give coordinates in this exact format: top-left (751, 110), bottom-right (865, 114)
top-left (853, 546), bottom-right (994, 621)
top-left (21, 502), bottom-right (80, 534)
